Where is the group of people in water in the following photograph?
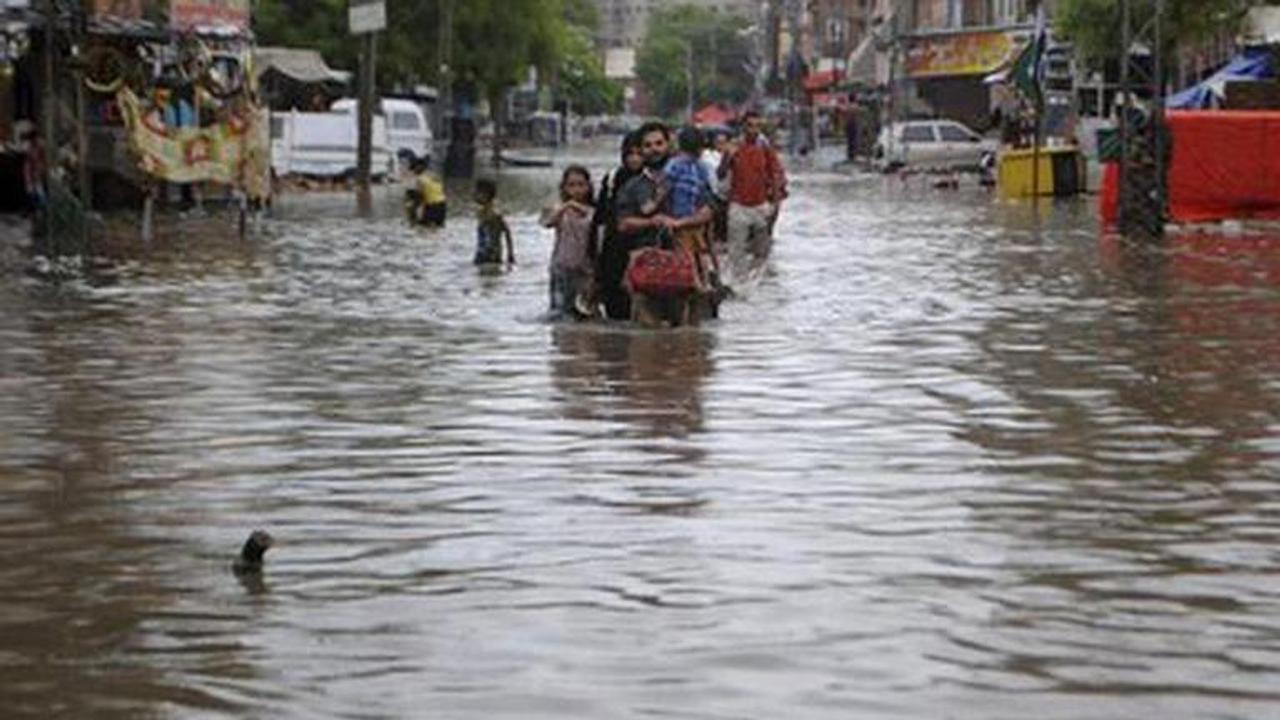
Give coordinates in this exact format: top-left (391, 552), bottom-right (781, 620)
top-left (405, 112), bottom-right (788, 327)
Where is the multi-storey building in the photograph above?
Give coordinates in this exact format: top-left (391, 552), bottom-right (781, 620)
top-left (594, 0), bottom-right (762, 50)
top-left (882, 0), bottom-right (1043, 128)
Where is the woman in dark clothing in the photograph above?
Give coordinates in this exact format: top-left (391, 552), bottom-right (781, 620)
top-left (593, 131), bottom-right (645, 321)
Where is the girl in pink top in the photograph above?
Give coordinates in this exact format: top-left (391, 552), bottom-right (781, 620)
top-left (541, 165), bottom-right (597, 319)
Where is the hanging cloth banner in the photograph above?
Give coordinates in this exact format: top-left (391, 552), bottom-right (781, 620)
top-left (117, 86), bottom-right (267, 195)
top-left (170, 0), bottom-right (250, 32)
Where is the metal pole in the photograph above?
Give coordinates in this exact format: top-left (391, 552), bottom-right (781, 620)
top-left (686, 38), bottom-right (695, 121)
top-left (1152, 0), bottom-right (1165, 227)
top-left (39, 0), bottom-right (56, 252)
top-left (356, 31), bottom-right (377, 216)
top-left (1117, 0), bottom-right (1130, 231)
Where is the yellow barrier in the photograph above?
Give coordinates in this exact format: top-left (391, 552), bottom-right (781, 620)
top-left (997, 145), bottom-right (1085, 199)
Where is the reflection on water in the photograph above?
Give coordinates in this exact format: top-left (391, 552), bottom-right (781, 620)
top-left (2, 157), bottom-right (1280, 719)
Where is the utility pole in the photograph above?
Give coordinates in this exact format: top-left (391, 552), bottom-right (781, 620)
top-left (436, 0), bottom-right (453, 172)
top-left (350, 0), bottom-right (385, 217)
top-left (686, 38), bottom-right (696, 120)
top-left (39, 0), bottom-right (56, 252)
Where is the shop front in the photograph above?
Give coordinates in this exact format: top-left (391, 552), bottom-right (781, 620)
top-left (904, 29), bottom-right (1023, 130)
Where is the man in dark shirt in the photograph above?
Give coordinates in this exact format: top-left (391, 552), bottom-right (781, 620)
top-left (615, 122), bottom-right (681, 326)
top-left (616, 121), bottom-right (672, 248)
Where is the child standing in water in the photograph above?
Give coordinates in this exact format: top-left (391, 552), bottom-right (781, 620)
top-left (540, 165), bottom-right (596, 318)
top-left (473, 178), bottom-right (515, 266)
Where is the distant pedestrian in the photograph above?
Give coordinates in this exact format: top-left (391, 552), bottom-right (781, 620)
top-left (473, 178), bottom-right (515, 266)
top-left (844, 108), bottom-right (859, 162)
top-left (21, 128), bottom-right (46, 217)
top-left (718, 110), bottom-right (787, 283)
top-left (541, 165), bottom-right (596, 319)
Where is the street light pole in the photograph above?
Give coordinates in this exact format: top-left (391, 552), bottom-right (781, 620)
top-left (356, 30), bottom-right (377, 216)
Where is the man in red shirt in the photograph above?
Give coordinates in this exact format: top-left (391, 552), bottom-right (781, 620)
top-left (718, 110), bottom-right (787, 282)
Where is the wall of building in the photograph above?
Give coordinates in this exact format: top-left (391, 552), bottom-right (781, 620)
top-left (594, 0), bottom-right (760, 49)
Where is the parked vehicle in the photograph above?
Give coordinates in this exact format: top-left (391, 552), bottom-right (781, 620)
top-left (269, 110), bottom-right (395, 180)
top-left (331, 98), bottom-right (433, 168)
top-left (873, 120), bottom-right (997, 171)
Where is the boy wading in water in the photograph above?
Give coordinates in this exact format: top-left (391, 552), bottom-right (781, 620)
top-left (406, 159), bottom-right (447, 227)
top-left (473, 179), bottom-right (515, 266)
top-left (541, 165), bottom-right (596, 319)
top-left (664, 126), bottom-right (721, 320)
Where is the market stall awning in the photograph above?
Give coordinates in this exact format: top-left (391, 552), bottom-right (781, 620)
top-left (803, 69), bottom-right (841, 92)
top-left (254, 47), bottom-right (347, 85)
top-left (1166, 48), bottom-right (1274, 109)
top-left (692, 103), bottom-right (735, 126)
top-left (811, 92), bottom-right (851, 108)
top-left (844, 35), bottom-right (876, 87)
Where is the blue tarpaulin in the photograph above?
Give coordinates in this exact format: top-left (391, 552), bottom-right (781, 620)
top-left (1166, 48), bottom-right (1275, 109)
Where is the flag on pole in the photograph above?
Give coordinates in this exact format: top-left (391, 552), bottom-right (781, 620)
top-left (1010, 4), bottom-right (1047, 102)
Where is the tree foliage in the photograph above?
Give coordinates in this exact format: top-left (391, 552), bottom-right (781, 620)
top-left (635, 4), bottom-right (753, 119)
top-left (560, 25), bottom-right (623, 114)
top-left (1056, 0), bottom-right (1256, 66)
top-left (252, 0), bottom-right (611, 112)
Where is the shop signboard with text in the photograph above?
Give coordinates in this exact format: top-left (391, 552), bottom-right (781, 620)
top-left (906, 31), bottom-right (1023, 78)
top-left (170, 0), bottom-right (249, 31)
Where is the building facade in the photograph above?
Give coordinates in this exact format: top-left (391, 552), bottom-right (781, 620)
top-left (890, 0), bottom-right (1043, 129)
top-left (594, 0), bottom-right (761, 49)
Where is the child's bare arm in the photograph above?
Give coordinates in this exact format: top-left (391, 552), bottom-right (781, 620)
top-left (501, 218), bottom-right (515, 263)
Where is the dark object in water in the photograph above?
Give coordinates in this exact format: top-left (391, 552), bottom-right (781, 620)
top-left (232, 530), bottom-right (274, 575)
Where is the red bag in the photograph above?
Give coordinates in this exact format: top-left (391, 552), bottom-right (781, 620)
top-left (626, 246), bottom-right (698, 297)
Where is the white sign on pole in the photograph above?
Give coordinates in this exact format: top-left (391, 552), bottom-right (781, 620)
top-left (349, 0), bottom-right (386, 35)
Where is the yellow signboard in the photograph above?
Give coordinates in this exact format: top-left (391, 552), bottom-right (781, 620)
top-left (906, 31), bottom-right (1021, 78)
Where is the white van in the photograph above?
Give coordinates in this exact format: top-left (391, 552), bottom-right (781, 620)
top-left (330, 98), bottom-right (433, 168)
top-left (269, 110), bottom-right (396, 179)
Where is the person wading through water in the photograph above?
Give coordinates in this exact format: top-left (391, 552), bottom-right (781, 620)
top-left (718, 110), bottom-right (787, 284)
top-left (664, 125), bottom-right (721, 321)
top-left (615, 121), bottom-right (693, 327)
top-left (593, 132), bottom-right (645, 321)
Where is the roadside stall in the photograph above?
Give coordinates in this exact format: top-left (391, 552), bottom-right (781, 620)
top-left (78, 0), bottom-right (268, 238)
top-left (0, 0), bottom-right (35, 214)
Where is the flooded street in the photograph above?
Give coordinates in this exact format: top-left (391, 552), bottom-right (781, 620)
top-left (2, 153), bottom-right (1280, 719)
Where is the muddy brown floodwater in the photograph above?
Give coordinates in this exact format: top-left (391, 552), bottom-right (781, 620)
top-left (2, 148), bottom-right (1280, 719)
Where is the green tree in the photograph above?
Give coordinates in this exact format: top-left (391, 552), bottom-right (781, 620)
top-left (558, 24), bottom-right (623, 115)
top-left (255, 0), bottom-right (573, 111)
top-left (1056, 0), bottom-right (1255, 67)
top-left (635, 4), bottom-right (753, 119)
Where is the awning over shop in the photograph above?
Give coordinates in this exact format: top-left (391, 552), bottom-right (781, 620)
top-left (1166, 48), bottom-right (1274, 109)
top-left (692, 103), bottom-right (735, 126)
top-left (906, 30), bottom-right (1018, 79)
top-left (254, 47), bottom-right (347, 85)
top-left (844, 34), bottom-right (876, 87)
top-left (811, 92), bottom-right (850, 108)
top-left (803, 69), bottom-right (841, 92)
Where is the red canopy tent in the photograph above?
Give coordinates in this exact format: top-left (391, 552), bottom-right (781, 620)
top-left (802, 69), bottom-right (842, 92)
top-left (692, 103), bottom-right (736, 126)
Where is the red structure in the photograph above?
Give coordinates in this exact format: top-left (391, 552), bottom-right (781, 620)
top-left (1101, 111), bottom-right (1280, 225)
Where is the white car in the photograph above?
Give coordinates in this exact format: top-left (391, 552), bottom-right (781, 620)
top-left (874, 120), bottom-right (997, 171)
top-left (331, 98), bottom-right (433, 169)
